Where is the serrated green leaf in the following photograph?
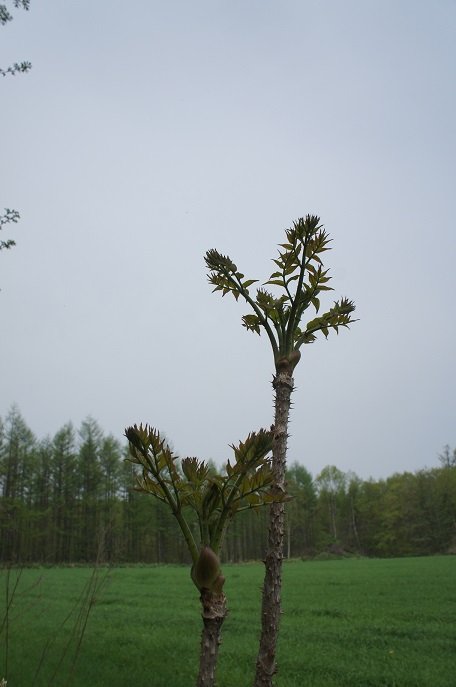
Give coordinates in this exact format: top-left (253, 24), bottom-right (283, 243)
top-left (284, 264), bottom-right (298, 276)
top-left (303, 333), bottom-right (316, 344)
top-left (242, 279), bottom-right (259, 289)
top-left (306, 263), bottom-right (317, 275)
top-left (306, 317), bottom-right (320, 330)
top-left (311, 297), bottom-right (320, 312)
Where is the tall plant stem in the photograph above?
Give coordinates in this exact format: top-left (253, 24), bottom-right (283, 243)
top-left (197, 589), bottom-right (227, 687)
top-left (254, 368), bottom-right (294, 687)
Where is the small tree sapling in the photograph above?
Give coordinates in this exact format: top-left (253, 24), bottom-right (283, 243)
top-left (205, 215), bottom-right (357, 685)
top-left (124, 424), bottom-right (287, 687)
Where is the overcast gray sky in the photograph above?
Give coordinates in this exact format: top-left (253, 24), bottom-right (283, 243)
top-left (1, 0), bottom-right (455, 480)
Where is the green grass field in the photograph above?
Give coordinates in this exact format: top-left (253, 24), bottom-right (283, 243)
top-left (1, 556), bottom-right (455, 686)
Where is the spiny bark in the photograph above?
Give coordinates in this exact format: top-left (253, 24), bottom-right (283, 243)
top-left (254, 369), bottom-right (294, 687)
top-left (197, 589), bottom-right (227, 687)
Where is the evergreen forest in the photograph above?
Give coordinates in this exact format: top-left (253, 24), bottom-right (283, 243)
top-left (1, 406), bottom-right (455, 565)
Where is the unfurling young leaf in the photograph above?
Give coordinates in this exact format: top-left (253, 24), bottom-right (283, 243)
top-left (242, 314), bottom-right (261, 335)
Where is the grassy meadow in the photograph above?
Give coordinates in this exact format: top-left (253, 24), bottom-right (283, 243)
top-left (1, 556), bottom-right (455, 686)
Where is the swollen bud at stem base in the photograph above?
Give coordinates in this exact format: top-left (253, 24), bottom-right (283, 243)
top-left (191, 546), bottom-right (223, 592)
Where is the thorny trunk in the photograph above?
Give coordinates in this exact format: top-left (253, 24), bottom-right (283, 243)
top-left (197, 589), bottom-right (227, 687)
top-left (254, 369), bottom-right (294, 687)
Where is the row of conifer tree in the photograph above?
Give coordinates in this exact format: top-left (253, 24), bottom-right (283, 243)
top-left (1, 406), bottom-right (455, 564)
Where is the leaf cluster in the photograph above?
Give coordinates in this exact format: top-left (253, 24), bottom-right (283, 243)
top-left (124, 424), bottom-right (287, 562)
top-left (0, 1), bottom-right (30, 26)
top-left (0, 208), bottom-right (19, 250)
top-left (205, 215), bottom-right (357, 367)
top-left (1, 1), bottom-right (32, 77)
top-left (0, 61), bottom-right (31, 77)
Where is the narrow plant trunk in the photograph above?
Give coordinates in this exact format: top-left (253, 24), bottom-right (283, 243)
top-left (254, 369), bottom-right (294, 687)
top-left (287, 519), bottom-right (291, 560)
top-left (350, 495), bottom-right (361, 550)
top-left (197, 589), bottom-right (227, 687)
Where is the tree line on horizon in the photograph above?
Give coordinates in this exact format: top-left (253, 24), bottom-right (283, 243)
top-left (0, 406), bottom-right (455, 565)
